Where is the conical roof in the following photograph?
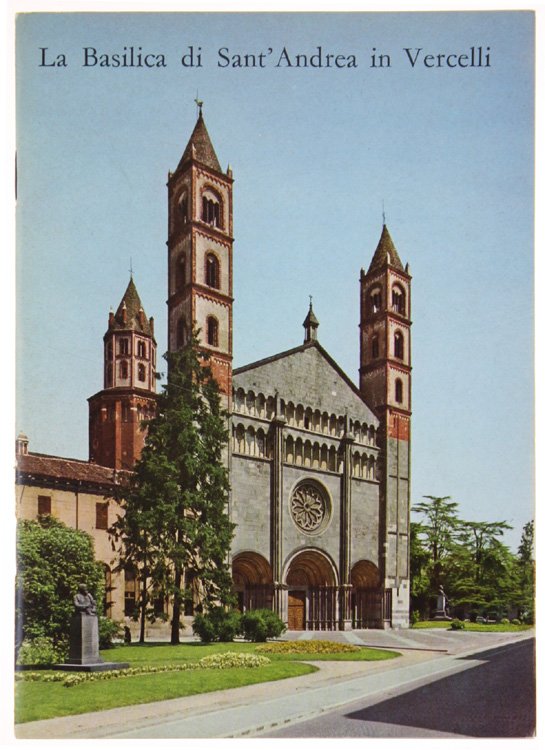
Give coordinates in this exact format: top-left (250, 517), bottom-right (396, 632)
top-left (111, 277), bottom-right (153, 336)
top-left (367, 225), bottom-right (405, 274)
top-left (177, 112), bottom-right (222, 173)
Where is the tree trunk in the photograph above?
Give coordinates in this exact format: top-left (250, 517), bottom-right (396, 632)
top-left (171, 566), bottom-right (182, 644)
top-left (139, 570), bottom-right (148, 644)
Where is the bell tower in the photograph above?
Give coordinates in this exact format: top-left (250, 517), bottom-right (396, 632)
top-left (167, 108), bottom-right (234, 406)
top-left (88, 277), bottom-right (157, 470)
top-left (359, 223), bottom-right (411, 627)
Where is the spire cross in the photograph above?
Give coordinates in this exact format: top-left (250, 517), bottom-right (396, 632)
top-left (194, 93), bottom-right (203, 118)
top-left (382, 200), bottom-right (386, 226)
top-left (309, 294), bottom-right (313, 308)
top-left (129, 257), bottom-right (133, 279)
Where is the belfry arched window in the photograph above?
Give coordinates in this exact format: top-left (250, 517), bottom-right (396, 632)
top-left (205, 253), bottom-right (220, 289)
top-left (119, 360), bottom-right (128, 379)
top-left (176, 254), bottom-right (186, 291)
top-left (176, 316), bottom-right (187, 348)
top-left (368, 287), bottom-right (382, 314)
top-left (395, 379), bottom-right (403, 404)
top-left (201, 189), bottom-right (223, 228)
top-left (178, 192), bottom-right (188, 224)
top-left (138, 363), bottom-right (146, 382)
top-left (392, 285), bottom-right (406, 315)
top-left (394, 331), bottom-right (404, 359)
top-left (207, 316), bottom-right (219, 347)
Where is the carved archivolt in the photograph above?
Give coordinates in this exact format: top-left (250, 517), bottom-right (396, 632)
top-left (290, 482), bottom-right (330, 534)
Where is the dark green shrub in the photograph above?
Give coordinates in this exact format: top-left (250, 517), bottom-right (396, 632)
top-left (99, 617), bottom-right (122, 649)
top-left (16, 636), bottom-right (66, 666)
top-left (410, 610), bottom-right (421, 626)
top-left (449, 619), bottom-right (465, 630)
top-left (240, 609), bottom-right (286, 642)
top-left (192, 607), bottom-right (241, 642)
top-left (511, 618), bottom-right (521, 625)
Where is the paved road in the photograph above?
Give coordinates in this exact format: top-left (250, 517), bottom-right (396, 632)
top-left (261, 638), bottom-right (536, 738)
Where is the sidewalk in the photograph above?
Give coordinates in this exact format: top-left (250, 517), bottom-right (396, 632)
top-left (14, 629), bottom-right (534, 739)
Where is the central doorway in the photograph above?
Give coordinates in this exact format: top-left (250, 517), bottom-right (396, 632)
top-left (287, 590), bottom-right (306, 630)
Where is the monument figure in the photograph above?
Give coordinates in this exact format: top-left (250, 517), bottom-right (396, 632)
top-left (59, 583), bottom-right (129, 672)
top-left (432, 584), bottom-right (452, 620)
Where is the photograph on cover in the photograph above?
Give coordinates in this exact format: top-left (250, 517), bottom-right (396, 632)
top-left (14, 10), bottom-right (535, 739)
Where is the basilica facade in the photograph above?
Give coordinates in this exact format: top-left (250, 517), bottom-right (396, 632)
top-left (17, 111), bottom-right (412, 631)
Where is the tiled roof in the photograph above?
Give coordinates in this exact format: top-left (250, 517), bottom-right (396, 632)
top-left (111, 277), bottom-right (153, 336)
top-left (16, 452), bottom-right (130, 491)
top-left (367, 225), bottom-right (405, 274)
top-left (177, 113), bottom-right (222, 173)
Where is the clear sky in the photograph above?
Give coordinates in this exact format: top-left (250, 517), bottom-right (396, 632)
top-left (15, 10), bottom-right (534, 551)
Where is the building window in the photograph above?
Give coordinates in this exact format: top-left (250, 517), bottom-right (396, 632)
top-left (202, 194), bottom-right (222, 227)
top-left (137, 341), bottom-right (147, 358)
top-left (38, 495), bottom-right (51, 516)
top-left (96, 502), bottom-right (108, 530)
top-left (119, 360), bottom-right (128, 379)
top-left (205, 253), bottom-right (220, 288)
top-left (176, 254), bottom-right (186, 291)
top-left (371, 336), bottom-right (379, 359)
top-left (369, 288), bottom-right (382, 314)
top-left (122, 403), bottom-right (130, 422)
top-left (207, 316), bottom-right (219, 347)
top-left (394, 332), bottom-right (404, 359)
top-left (124, 568), bottom-right (137, 617)
top-left (119, 338), bottom-right (129, 355)
top-left (392, 286), bottom-right (406, 315)
top-left (395, 379), bottom-right (403, 403)
top-left (138, 363), bottom-right (146, 382)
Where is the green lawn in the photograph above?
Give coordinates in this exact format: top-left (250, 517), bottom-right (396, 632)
top-left (15, 641), bottom-right (398, 724)
top-left (412, 621), bottom-right (532, 632)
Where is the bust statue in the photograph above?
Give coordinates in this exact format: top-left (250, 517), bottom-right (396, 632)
top-left (74, 584), bottom-right (97, 616)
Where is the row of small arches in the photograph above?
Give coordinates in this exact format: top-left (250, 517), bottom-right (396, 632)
top-left (233, 388), bottom-right (377, 445)
top-left (232, 425), bottom-right (377, 479)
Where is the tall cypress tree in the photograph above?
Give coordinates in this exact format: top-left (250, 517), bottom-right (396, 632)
top-left (113, 333), bottom-right (234, 643)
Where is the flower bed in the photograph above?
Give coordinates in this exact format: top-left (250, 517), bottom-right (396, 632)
top-left (255, 640), bottom-right (360, 655)
top-left (15, 652), bottom-right (271, 687)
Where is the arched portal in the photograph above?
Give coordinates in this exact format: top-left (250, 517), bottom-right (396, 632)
top-left (284, 550), bottom-right (338, 631)
top-left (232, 552), bottom-right (273, 613)
top-left (351, 560), bottom-right (390, 629)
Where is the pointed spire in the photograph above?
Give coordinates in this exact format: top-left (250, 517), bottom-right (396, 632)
top-left (111, 277), bottom-right (154, 336)
top-left (177, 111), bottom-right (222, 173)
top-left (367, 224), bottom-right (405, 275)
top-left (303, 296), bottom-right (319, 343)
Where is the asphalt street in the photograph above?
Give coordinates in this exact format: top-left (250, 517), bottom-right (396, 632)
top-left (261, 638), bottom-right (536, 738)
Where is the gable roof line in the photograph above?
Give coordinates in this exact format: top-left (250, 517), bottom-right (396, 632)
top-left (234, 340), bottom-right (378, 418)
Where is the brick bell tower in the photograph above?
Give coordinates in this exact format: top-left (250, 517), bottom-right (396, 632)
top-left (88, 277), bottom-right (157, 470)
top-left (359, 224), bottom-right (412, 627)
top-left (167, 107), bottom-right (234, 407)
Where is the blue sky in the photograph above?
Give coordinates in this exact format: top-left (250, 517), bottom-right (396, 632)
top-left (15, 11), bottom-right (534, 550)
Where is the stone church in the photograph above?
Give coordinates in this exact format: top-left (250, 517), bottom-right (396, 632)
top-left (16, 111), bottom-right (412, 631)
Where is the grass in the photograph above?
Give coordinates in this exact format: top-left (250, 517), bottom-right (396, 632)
top-left (15, 640), bottom-right (398, 724)
top-left (412, 620), bottom-right (533, 632)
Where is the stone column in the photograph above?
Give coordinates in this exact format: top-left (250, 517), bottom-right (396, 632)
top-left (270, 411), bottom-right (286, 621)
top-left (339, 431), bottom-right (354, 630)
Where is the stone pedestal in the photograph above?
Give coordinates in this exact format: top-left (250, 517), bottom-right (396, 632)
top-left (59, 613), bottom-right (129, 673)
top-left (432, 593), bottom-right (451, 621)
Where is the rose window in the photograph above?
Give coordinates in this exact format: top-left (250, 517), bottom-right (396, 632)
top-left (290, 483), bottom-right (330, 534)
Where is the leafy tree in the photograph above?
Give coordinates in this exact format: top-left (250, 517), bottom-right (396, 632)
top-left (16, 516), bottom-right (104, 647)
top-left (412, 496), bottom-right (461, 594)
top-left (113, 333), bottom-right (235, 644)
top-left (516, 520), bottom-right (535, 622)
